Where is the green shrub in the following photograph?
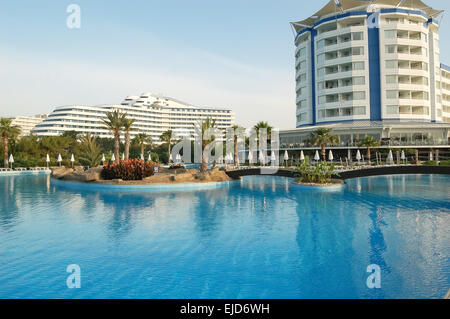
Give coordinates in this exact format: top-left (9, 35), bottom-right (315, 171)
top-left (423, 160), bottom-right (438, 166)
top-left (102, 159), bottom-right (157, 181)
top-left (295, 162), bottom-right (337, 184)
top-left (439, 160), bottom-right (450, 166)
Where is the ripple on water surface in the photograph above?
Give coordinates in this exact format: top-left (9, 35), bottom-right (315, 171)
top-left (0, 174), bottom-right (449, 298)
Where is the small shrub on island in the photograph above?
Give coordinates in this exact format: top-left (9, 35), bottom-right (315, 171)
top-left (102, 159), bottom-right (157, 181)
top-left (440, 160), bottom-right (450, 166)
top-left (423, 160), bottom-right (438, 166)
top-left (295, 162), bottom-right (337, 185)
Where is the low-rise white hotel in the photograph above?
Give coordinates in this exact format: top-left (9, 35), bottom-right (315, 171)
top-left (11, 115), bottom-right (48, 137)
top-left (281, 0), bottom-right (450, 149)
top-left (33, 93), bottom-right (235, 142)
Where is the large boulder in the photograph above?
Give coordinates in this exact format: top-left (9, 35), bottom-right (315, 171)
top-left (56, 166), bottom-right (103, 182)
top-left (51, 167), bottom-right (74, 179)
top-left (83, 167), bottom-right (103, 182)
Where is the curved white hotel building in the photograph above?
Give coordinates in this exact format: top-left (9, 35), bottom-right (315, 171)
top-left (281, 0), bottom-right (450, 148)
top-left (33, 93), bottom-right (235, 142)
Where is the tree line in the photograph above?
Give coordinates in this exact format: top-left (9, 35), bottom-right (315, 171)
top-left (1, 111), bottom-right (276, 170)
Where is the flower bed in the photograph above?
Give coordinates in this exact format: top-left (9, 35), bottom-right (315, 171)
top-left (102, 159), bottom-right (157, 181)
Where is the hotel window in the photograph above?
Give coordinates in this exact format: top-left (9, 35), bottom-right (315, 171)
top-left (317, 68), bottom-right (325, 77)
top-left (297, 113), bottom-right (307, 122)
top-left (298, 73), bottom-right (307, 83)
top-left (352, 32), bottom-right (363, 41)
top-left (352, 47), bottom-right (364, 56)
top-left (386, 105), bottom-right (399, 115)
top-left (353, 106), bottom-right (366, 115)
top-left (386, 75), bottom-right (397, 84)
top-left (299, 47), bottom-right (306, 57)
top-left (353, 91), bottom-right (366, 100)
top-left (317, 54), bottom-right (325, 64)
top-left (353, 76), bottom-right (365, 85)
top-left (421, 33), bottom-right (428, 42)
top-left (318, 96), bottom-right (326, 105)
top-left (386, 60), bottom-right (397, 69)
top-left (437, 95), bottom-right (442, 103)
top-left (385, 45), bottom-right (396, 54)
top-left (387, 90), bottom-right (398, 99)
top-left (385, 30), bottom-right (396, 39)
top-left (352, 62), bottom-right (365, 70)
top-left (326, 108), bottom-right (340, 118)
top-left (317, 40), bottom-right (324, 49)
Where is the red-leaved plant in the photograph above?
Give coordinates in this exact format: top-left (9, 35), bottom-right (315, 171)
top-left (102, 159), bottom-right (157, 181)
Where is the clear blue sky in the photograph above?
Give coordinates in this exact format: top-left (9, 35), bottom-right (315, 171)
top-left (1, 0), bottom-right (449, 128)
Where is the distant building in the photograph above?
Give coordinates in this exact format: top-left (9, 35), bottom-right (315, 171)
top-left (11, 115), bottom-right (48, 137)
top-left (281, 0), bottom-right (450, 148)
top-left (33, 93), bottom-right (235, 142)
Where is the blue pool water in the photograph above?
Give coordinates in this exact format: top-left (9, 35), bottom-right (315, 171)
top-left (0, 174), bottom-right (449, 299)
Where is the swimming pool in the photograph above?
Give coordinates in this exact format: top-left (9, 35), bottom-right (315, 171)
top-left (0, 174), bottom-right (449, 299)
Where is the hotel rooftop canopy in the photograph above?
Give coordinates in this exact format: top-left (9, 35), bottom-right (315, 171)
top-left (291, 0), bottom-right (443, 33)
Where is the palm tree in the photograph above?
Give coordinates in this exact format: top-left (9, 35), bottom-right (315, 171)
top-left (254, 121), bottom-right (272, 140)
top-left (160, 130), bottom-right (173, 162)
top-left (358, 136), bottom-right (380, 164)
top-left (133, 133), bottom-right (153, 159)
top-left (78, 133), bottom-right (102, 167)
top-left (122, 117), bottom-right (135, 160)
top-left (102, 110), bottom-right (125, 164)
top-left (0, 118), bottom-right (21, 168)
top-left (309, 128), bottom-right (339, 161)
top-left (231, 125), bottom-right (244, 166)
top-left (195, 117), bottom-right (217, 173)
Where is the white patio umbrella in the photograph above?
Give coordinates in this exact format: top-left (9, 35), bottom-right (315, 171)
top-left (314, 150), bottom-right (320, 162)
top-left (347, 149), bottom-right (352, 162)
top-left (270, 151), bottom-right (276, 161)
top-left (328, 150), bottom-right (334, 162)
top-left (46, 154), bottom-right (50, 168)
top-left (259, 151), bottom-right (265, 166)
top-left (401, 150), bottom-right (406, 162)
top-left (101, 154), bottom-right (106, 164)
top-left (284, 150), bottom-right (289, 166)
top-left (148, 153), bottom-right (152, 162)
top-left (218, 155), bottom-right (224, 165)
top-left (140, 154), bottom-right (144, 161)
top-left (111, 153), bottom-right (116, 162)
top-left (169, 153), bottom-right (173, 163)
top-left (300, 151), bottom-right (305, 162)
top-left (356, 150), bottom-right (362, 164)
top-left (429, 151), bottom-right (433, 161)
top-left (70, 154), bottom-right (75, 168)
top-left (8, 154), bottom-right (14, 169)
top-left (270, 151), bottom-right (276, 167)
top-left (57, 154), bottom-right (62, 167)
top-left (176, 154), bottom-right (182, 163)
top-left (247, 150), bottom-right (253, 165)
top-left (387, 150), bottom-right (394, 165)
top-left (121, 153), bottom-right (125, 161)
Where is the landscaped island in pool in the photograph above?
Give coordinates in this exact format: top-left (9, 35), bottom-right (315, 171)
top-left (0, 174), bottom-right (449, 299)
top-left (51, 165), bottom-right (234, 186)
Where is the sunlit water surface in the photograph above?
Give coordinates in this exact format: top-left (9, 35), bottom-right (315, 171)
top-left (0, 174), bottom-right (449, 299)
